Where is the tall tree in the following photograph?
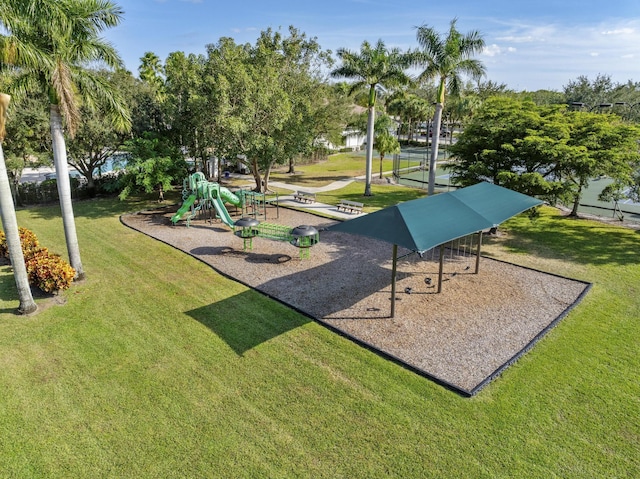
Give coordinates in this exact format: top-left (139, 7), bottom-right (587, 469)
top-left (374, 130), bottom-right (400, 179)
top-left (449, 97), bottom-right (640, 215)
top-left (67, 69), bottom-right (133, 190)
top-left (164, 51), bottom-right (209, 173)
top-left (0, 93), bottom-right (37, 313)
top-left (138, 51), bottom-right (165, 102)
top-left (0, 91), bottom-right (51, 203)
top-left (449, 97), bottom-right (569, 193)
top-left (331, 39), bottom-right (411, 196)
top-left (1, 0), bottom-right (131, 280)
top-left (414, 18), bottom-right (486, 195)
top-left (205, 27), bottom-right (336, 192)
top-left (561, 110), bottom-right (640, 216)
top-left (288, 82), bottom-right (351, 173)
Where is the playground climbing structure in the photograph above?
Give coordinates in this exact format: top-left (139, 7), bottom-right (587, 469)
top-left (171, 172), bottom-right (319, 258)
top-left (171, 172), bottom-right (247, 227)
top-left (171, 172), bottom-right (279, 227)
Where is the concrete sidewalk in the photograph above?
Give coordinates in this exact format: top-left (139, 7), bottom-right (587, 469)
top-left (274, 195), bottom-right (363, 220)
top-left (233, 174), bottom-right (367, 220)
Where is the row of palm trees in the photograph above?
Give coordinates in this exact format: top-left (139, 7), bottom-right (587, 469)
top-left (331, 18), bottom-right (486, 196)
top-left (0, 0), bottom-right (130, 313)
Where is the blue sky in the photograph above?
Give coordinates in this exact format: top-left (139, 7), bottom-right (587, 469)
top-left (104, 0), bottom-right (640, 91)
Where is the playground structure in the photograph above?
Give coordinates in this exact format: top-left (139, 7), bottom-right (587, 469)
top-left (171, 172), bottom-right (318, 258)
top-left (234, 219), bottom-right (319, 259)
top-left (171, 172), bottom-right (275, 227)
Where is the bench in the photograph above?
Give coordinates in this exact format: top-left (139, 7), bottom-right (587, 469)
top-left (293, 190), bottom-right (316, 204)
top-left (337, 199), bottom-right (364, 214)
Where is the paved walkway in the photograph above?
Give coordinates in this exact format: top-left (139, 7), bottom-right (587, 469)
top-left (234, 174), bottom-right (370, 220)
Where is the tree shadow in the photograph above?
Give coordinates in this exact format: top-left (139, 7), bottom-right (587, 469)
top-left (185, 290), bottom-right (309, 356)
top-left (190, 246), bottom-right (292, 264)
top-left (21, 194), bottom-right (177, 222)
top-left (237, 230), bottom-right (400, 319)
top-left (0, 266), bottom-right (61, 315)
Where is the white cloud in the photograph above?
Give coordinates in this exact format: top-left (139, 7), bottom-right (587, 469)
top-left (482, 44), bottom-right (516, 57)
top-left (496, 35), bottom-right (535, 43)
top-left (601, 28), bottom-right (635, 35)
top-left (230, 26), bottom-right (258, 34)
top-left (478, 17), bottom-right (640, 89)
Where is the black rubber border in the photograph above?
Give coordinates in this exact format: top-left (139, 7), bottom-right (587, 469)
top-left (120, 210), bottom-right (592, 397)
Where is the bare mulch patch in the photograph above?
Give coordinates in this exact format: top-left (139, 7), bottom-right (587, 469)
top-left (121, 204), bottom-right (590, 395)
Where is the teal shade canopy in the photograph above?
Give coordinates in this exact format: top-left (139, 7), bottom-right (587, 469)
top-left (327, 182), bottom-right (543, 251)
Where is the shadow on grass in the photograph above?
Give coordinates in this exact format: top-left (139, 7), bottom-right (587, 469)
top-left (490, 211), bottom-right (640, 267)
top-left (0, 266), bottom-right (21, 310)
top-left (185, 290), bottom-right (309, 356)
top-left (20, 192), bottom-right (179, 222)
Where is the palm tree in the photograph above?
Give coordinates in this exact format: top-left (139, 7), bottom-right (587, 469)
top-left (374, 130), bottom-right (400, 179)
top-left (2, 0), bottom-right (131, 280)
top-left (414, 18), bottom-right (486, 195)
top-left (138, 51), bottom-right (166, 102)
top-left (387, 92), bottom-right (433, 143)
top-left (0, 93), bottom-right (37, 313)
top-left (331, 40), bottom-right (411, 196)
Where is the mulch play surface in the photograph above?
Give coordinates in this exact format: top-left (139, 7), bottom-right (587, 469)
top-left (122, 204), bottom-right (590, 395)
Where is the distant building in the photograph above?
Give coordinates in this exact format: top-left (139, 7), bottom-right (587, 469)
top-left (342, 128), bottom-right (366, 151)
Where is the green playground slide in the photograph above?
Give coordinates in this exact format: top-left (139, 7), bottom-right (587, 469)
top-left (212, 196), bottom-right (235, 228)
top-left (218, 186), bottom-right (241, 206)
top-left (171, 194), bottom-right (196, 224)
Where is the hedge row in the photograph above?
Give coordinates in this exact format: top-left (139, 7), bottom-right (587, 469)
top-left (0, 227), bottom-right (75, 293)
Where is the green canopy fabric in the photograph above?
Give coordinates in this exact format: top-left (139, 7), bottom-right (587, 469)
top-left (327, 182), bottom-right (543, 317)
top-left (328, 182), bottom-right (542, 252)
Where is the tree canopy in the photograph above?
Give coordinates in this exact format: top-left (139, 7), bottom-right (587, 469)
top-left (448, 96), bottom-right (640, 215)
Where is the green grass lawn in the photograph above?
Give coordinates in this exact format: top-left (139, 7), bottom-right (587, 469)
top-left (270, 152), bottom-right (396, 187)
top-left (315, 181), bottom-right (426, 213)
top-left (0, 194), bottom-right (638, 477)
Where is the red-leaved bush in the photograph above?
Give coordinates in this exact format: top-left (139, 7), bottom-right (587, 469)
top-left (0, 228), bottom-right (75, 293)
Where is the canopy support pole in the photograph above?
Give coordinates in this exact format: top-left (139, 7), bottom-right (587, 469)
top-left (391, 244), bottom-right (398, 318)
top-left (437, 243), bottom-right (445, 293)
top-left (475, 231), bottom-right (483, 274)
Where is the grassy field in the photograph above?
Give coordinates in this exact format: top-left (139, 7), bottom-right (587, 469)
top-left (0, 190), bottom-right (638, 477)
top-left (270, 152), bottom-right (396, 187)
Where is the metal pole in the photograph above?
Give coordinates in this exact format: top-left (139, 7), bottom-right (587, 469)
top-left (391, 244), bottom-right (398, 318)
top-left (437, 244), bottom-right (444, 293)
top-left (475, 231), bottom-right (483, 274)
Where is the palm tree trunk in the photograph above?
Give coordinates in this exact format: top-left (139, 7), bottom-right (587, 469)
top-left (428, 103), bottom-right (444, 196)
top-left (364, 106), bottom-right (375, 196)
top-left (0, 143), bottom-right (37, 314)
top-left (50, 105), bottom-right (85, 280)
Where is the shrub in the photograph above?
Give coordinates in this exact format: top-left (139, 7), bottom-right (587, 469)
top-left (0, 227), bottom-right (75, 293)
top-left (24, 247), bottom-right (76, 293)
top-left (0, 227), bottom-right (39, 257)
top-left (18, 227), bottom-right (40, 256)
